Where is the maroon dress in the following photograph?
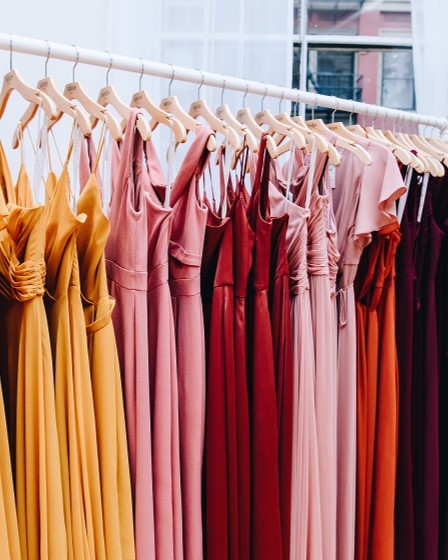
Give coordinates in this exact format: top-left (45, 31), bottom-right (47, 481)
top-left (247, 137), bottom-right (283, 559)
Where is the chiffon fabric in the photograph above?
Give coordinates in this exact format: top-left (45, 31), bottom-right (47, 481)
top-left (269, 157), bottom-right (323, 560)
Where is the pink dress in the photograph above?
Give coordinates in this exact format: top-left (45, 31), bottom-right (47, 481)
top-left (144, 140), bottom-right (183, 560)
top-left (269, 158), bottom-right (323, 560)
top-left (106, 109), bottom-right (155, 560)
top-left (168, 124), bottom-right (214, 560)
top-left (295, 149), bottom-right (338, 560)
top-left (327, 137), bottom-right (406, 560)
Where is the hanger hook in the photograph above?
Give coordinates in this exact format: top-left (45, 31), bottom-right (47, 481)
top-left (311, 93), bottom-right (318, 120)
top-left (243, 79), bottom-right (249, 108)
top-left (331, 96), bottom-right (339, 123)
top-left (168, 64), bottom-right (175, 96)
top-left (372, 106), bottom-right (379, 129)
top-left (261, 83), bottom-right (268, 111)
top-left (105, 50), bottom-right (113, 87)
top-left (71, 44), bottom-right (80, 82)
top-left (221, 77), bottom-right (226, 105)
top-left (139, 58), bottom-right (144, 91)
top-left (294, 90), bottom-right (301, 117)
top-left (348, 99), bottom-right (355, 126)
top-left (9, 35), bottom-right (13, 71)
top-left (195, 69), bottom-right (204, 99)
top-left (44, 40), bottom-right (51, 78)
top-left (279, 89), bottom-right (285, 114)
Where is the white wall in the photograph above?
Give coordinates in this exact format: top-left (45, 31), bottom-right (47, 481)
top-left (0, 0), bottom-right (294, 177)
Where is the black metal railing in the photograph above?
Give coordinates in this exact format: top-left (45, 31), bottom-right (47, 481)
top-left (307, 71), bottom-right (363, 102)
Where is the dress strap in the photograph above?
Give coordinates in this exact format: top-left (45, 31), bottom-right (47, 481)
top-left (116, 108), bottom-right (141, 187)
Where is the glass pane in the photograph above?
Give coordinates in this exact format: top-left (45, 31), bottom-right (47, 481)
top-left (294, 0), bottom-right (413, 37)
top-left (291, 47), bottom-right (415, 122)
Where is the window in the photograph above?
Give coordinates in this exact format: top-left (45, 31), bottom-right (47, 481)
top-left (293, 0), bottom-right (415, 122)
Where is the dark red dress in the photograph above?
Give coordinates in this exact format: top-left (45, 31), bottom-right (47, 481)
top-left (268, 199), bottom-right (293, 560)
top-left (247, 137), bottom-right (283, 559)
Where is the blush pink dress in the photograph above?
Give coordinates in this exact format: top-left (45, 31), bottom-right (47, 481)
top-left (295, 149), bottom-right (338, 560)
top-left (106, 109), bottom-right (155, 560)
top-left (327, 136), bottom-right (406, 560)
top-left (168, 124), bottom-right (214, 560)
top-left (269, 157), bottom-right (323, 560)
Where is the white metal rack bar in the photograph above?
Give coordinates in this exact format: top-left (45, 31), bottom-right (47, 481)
top-left (0, 32), bottom-right (446, 130)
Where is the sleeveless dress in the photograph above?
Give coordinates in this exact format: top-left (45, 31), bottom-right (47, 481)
top-left (77, 141), bottom-right (135, 560)
top-left (2, 159), bottom-right (67, 559)
top-left (44, 159), bottom-right (106, 560)
top-left (247, 138), bottom-right (283, 559)
top-left (144, 139), bottom-right (183, 560)
top-left (295, 149), bottom-right (338, 560)
top-left (269, 156), bottom-right (323, 560)
top-left (168, 124), bottom-right (215, 560)
top-left (106, 109), bottom-right (155, 560)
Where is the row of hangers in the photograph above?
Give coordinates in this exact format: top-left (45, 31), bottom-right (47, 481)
top-left (1, 41), bottom-right (448, 179)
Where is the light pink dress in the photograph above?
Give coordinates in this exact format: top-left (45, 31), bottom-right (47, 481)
top-left (295, 149), bottom-right (338, 560)
top-left (168, 124), bottom-right (214, 560)
top-left (328, 136), bottom-right (406, 560)
top-left (106, 109), bottom-right (155, 560)
top-left (269, 158), bottom-right (323, 560)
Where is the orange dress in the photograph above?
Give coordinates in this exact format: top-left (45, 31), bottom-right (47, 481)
top-left (1, 155), bottom-right (67, 559)
top-left (355, 222), bottom-right (400, 560)
top-left (77, 171), bottom-right (135, 560)
top-left (44, 161), bottom-right (106, 560)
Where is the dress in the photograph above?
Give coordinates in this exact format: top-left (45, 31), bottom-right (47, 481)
top-left (168, 124), bottom-right (214, 560)
top-left (144, 139), bottom-right (183, 560)
top-left (247, 138), bottom-right (283, 559)
top-left (295, 148), bottom-right (337, 560)
top-left (44, 159), bottom-right (106, 560)
top-left (106, 109), bottom-right (155, 560)
top-left (77, 145), bottom-right (135, 559)
top-left (269, 157), bottom-right (323, 560)
top-left (201, 205), bottom-right (237, 559)
top-left (1, 159), bottom-right (67, 559)
top-left (329, 136), bottom-right (406, 560)
top-left (229, 159), bottom-right (253, 560)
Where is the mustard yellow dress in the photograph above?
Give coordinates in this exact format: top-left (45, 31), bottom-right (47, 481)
top-left (1, 150), bottom-right (67, 559)
top-left (44, 160), bottom-right (106, 560)
top-left (77, 172), bottom-right (135, 560)
top-left (0, 154), bottom-right (21, 560)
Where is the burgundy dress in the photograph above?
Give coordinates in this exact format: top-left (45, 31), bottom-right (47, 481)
top-left (395, 168), bottom-right (419, 560)
top-left (247, 137), bottom-right (283, 559)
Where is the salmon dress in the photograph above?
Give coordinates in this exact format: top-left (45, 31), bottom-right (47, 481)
top-left (144, 139), bottom-right (183, 560)
top-left (269, 156), bottom-right (323, 560)
top-left (106, 109), bottom-right (155, 560)
top-left (44, 158), bottom-right (106, 560)
top-left (77, 148), bottom-right (135, 559)
top-left (168, 124), bottom-right (214, 560)
top-left (2, 158), bottom-right (67, 559)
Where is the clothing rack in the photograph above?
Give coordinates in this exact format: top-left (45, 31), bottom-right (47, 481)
top-left (1, 32), bottom-right (447, 131)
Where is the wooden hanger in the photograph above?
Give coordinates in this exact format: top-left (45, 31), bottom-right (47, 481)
top-left (12, 42), bottom-right (91, 149)
top-left (305, 115), bottom-right (372, 166)
top-left (63, 45), bottom-right (122, 141)
top-left (0, 40), bottom-right (58, 122)
top-left (189, 75), bottom-right (241, 152)
top-left (156, 66), bottom-right (216, 152)
top-left (215, 102), bottom-right (259, 152)
top-left (93, 52), bottom-right (151, 141)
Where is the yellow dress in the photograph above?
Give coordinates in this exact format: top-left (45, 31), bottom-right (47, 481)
top-left (77, 173), bottom-right (135, 560)
top-left (2, 153), bottom-right (67, 559)
top-left (44, 162), bottom-right (106, 560)
top-left (0, 156), bottom-right (21, 560)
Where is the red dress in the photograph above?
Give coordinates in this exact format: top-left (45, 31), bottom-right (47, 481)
top-left (247, 137), bottom-right (283, 558)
